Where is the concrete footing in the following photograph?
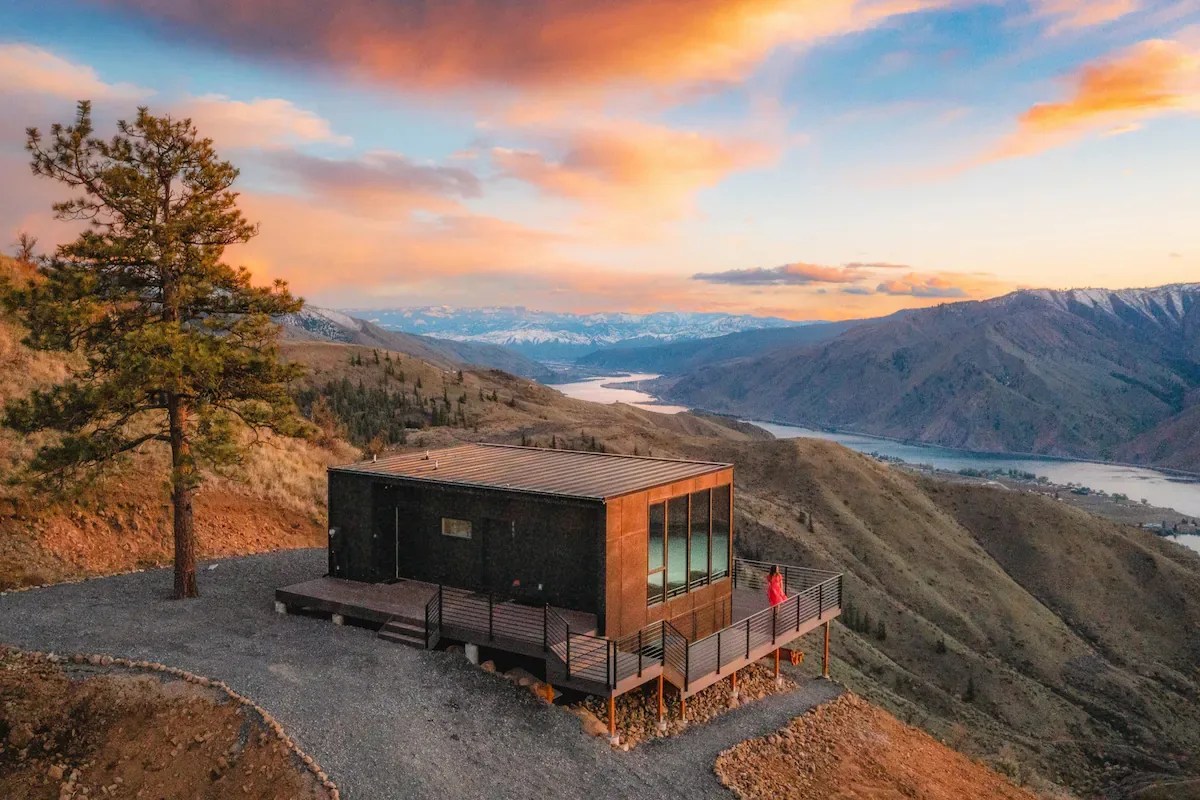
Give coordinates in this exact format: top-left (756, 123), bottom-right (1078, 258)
top-left (332, 614), bottom-right (344, 626)
top-left (464, 643), bottom-right (479, 665)
top-left (274, 601), bottom-right (286, 615)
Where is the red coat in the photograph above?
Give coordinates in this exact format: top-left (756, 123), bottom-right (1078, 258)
top-left (767, 573), bottom-right (787, 606)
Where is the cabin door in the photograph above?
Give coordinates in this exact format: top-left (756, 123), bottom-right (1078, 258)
top-left (373, 486), bottom-right (419, 582)
top-left (481, 518), bottom-right (516, 595)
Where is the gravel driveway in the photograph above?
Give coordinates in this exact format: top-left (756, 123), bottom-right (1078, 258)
top-left (0, 549), bottom-right (841, 799)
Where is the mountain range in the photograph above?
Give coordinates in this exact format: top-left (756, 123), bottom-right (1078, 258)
top-left (346, 306), bottom-right (802, 361)
top-left (658, 284), bottom-right (1200, 471)
top-left (277, 306), bottom-right (555, 381)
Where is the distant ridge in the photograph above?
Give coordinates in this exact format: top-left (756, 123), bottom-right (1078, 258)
top-left (278, 306), bottom-right (554, 381)
top-left (662, 283), bottom-right (1200, 471)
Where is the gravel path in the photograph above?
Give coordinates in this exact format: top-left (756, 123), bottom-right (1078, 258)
top-left (0, 549), bottom-right (841, 799)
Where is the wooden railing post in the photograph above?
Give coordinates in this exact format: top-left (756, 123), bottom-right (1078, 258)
top-left (818, 582), bottom-right (824, 620)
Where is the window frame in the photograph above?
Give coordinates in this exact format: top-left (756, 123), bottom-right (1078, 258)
top-left (645, 482), bottom-right (732, 608)
top-left (440, 517), bottom-right (473, 540)
top-left (647, 502), bottom-right (666, 606)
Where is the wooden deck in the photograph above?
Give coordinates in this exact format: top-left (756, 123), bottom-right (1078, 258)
top-left (277, 564), bottom-right (841, 701)
top-left (276, 576), bottom-right (596, 639)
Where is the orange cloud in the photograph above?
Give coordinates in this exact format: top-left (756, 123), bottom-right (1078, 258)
top-left (493, 121), bottom-right (778, 231)
top-left (172, 94), bottom-right (351, 150)
top-left (977, 38), bottom-right (1200, 164)
top-left (0, 43), bottom-right (148, 100)
top-left (104, 0), bottom-right (954, 91)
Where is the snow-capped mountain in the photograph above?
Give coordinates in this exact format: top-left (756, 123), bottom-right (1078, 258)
top-left (343, 307), bottom-right (805, 360)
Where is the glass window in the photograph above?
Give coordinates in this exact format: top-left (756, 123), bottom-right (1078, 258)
top-left (441, 517), bottom-right (472, 539)
top-left (711, 485), bottom-right (731, 579)
top-left (666, 497), bottom-right (688, 597)
top-left (689, 490), bottom-right (710, 589)
top-left (647, 503), bottom-right (665, 605)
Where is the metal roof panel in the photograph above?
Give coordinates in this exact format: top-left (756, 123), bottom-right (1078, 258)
top-left (330, 443), bottom-right (731, 500)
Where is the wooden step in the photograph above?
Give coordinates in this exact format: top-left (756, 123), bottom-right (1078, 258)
top-left (378, 619), bottom-right (426, 648)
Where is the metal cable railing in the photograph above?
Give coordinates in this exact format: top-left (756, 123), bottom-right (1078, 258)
top-left (418, 558), bottom-right (842, 694)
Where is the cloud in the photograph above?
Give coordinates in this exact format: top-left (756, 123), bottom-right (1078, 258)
top-left (267, 150), bottom-right (481, 214)
top-left (843, 261), bottom-right (912, 269)
top-left (0, 43), bottom-right (149, 100)
top-left (173, 94), bottom-right (351, 149)
top-left (874, 273), bottom-right (971, 297)
top-left (1029, 0), bottom-right (1142, 33)
top-left (977, 38), bottom-right (1200, 164)
top-left (493, 122), bottom-right (777, 216)
top-left (693, 262), bottom-right (869, 285)
top-left (101, 0), bottom-right (955, 91)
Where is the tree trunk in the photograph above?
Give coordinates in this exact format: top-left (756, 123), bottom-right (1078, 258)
top-left (168, 393), bottom-right (199, 599)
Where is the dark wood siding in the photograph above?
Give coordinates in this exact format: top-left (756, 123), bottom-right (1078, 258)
top-left (330, 472), bottom-right (606, 615)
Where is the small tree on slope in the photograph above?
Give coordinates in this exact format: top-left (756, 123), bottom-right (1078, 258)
top-left (1, 102), bottom-right (307, 599)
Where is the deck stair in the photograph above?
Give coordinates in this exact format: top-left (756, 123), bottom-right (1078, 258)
top-left (378, 617), bottom-right (426, 648)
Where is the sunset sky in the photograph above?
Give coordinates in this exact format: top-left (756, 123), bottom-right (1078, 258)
top-left (2, 1), bottom-right (1198, 319)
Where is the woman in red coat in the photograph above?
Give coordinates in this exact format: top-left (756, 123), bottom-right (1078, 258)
top-left (767, 565), bottom-right (787, 606)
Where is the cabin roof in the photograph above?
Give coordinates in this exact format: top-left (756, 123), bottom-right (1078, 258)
top-left (330, 443), bottom-right (731, 500)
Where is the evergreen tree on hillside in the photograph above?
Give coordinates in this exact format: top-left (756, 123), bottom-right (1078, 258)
top-left (1, 102), bottom-right (307, 599)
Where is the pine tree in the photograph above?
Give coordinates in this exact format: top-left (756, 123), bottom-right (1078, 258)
top-left (12, 231), bottom-right (38, 265)
top-left (2, 103), bottom-right (306, 599)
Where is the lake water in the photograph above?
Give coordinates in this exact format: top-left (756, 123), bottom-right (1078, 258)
top-left (553, 374), bottom-right (1200, 552)
top-left (552, 373), bottom-right (690, 414)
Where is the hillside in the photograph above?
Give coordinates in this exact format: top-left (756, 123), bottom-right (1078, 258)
top-left (279, 305), bottom-right (555, 381)
top-left (716, 694), bottom-right (1042, 800)
top-left (663, 284), bottom-right (1200, 471)
top-left (576, 318), bottom-right (867, 374)
top-left (5, 256), bottom-right (1200, 797)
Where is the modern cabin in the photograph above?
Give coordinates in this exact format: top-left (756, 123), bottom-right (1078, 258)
top-left (277, 444), bottom-right (844, 719)
top-left (325, 443), bottom-right (735, 639)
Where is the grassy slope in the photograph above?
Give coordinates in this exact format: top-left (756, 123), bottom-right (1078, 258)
top-left (710, 436), bottom-right (1200, 797)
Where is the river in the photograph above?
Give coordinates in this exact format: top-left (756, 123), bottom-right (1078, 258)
top-left (553, 373), bottom-right (1200, 552)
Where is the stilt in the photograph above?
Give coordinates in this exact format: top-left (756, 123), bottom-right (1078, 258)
top-left (730, 668), bottom-right (738, 699)
top-left (656, 675), bottom-right (667, 733)
top-left (822, 621), bottom-right (831, 679)
top-left (608, 695), bottom-right (619, 745)
top-left (680, 696), bottom-right (688, 722)
top-left (774, 648), bottom-right (780, 679)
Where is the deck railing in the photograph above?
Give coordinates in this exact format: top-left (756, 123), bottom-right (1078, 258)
top-left (418, 556), bottom-right (842, 694)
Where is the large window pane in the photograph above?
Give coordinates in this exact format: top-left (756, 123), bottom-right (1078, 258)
top-left (666, 497), bottom-right (688, 597)
top-left (689, 490), bottom-right (710, 588)
top-left (647, 503), bottom-right (665, 605)
top-left (711, 484), bottom-right (731, 579)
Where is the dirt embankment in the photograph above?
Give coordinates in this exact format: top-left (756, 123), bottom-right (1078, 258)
top-left (0, 648), bottom-right (327, 800)
top-left (716, 693), bottom-right (1047, 800)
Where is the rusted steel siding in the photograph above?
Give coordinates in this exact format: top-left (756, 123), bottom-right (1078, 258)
top-left (602, 468), bottom-right (734, 639)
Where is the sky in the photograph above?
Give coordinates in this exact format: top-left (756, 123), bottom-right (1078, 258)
top-left (0, 1), bottom-right (1198, 320)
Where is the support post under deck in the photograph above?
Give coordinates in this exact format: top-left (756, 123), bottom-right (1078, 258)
top-left (822, 621), bottom-right (830, 679)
